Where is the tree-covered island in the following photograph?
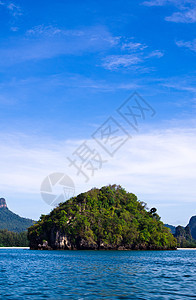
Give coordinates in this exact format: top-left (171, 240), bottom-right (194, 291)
top-left (28, 185), bottom-right (177, 250)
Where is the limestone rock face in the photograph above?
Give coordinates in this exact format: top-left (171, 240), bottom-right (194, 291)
top-left (54, 231), bottom-right (72, 250)
top-left (174, 216), bottom-right (196, 247)
top-left (0, 198), bottom-right (7, 209)
top-left (78, 238), bottom-right (98, 250)
top-left (38, 241), bottom-right (51, 250)
top-left (174, 225), bottom-right (193, 247)
top-left (188, 216), bottom-right (196, 240)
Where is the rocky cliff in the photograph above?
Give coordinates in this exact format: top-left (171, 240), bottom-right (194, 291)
top-left (188, 216), bottom-right (196, 240)
top-left (174, 225), bottom-right (193, 247)
top-left (0, 198), bottom-right (7, 209)
top-left (174, 216), bottom-right (196, 247)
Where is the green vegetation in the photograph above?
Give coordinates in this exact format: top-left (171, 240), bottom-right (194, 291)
top-left (180, 240), bottom-right (196, 248)
top-left (0, 229), bottom-right (29, 247)
top-left (28, 185), bottom-right (177, 250)
top-left (0, 206), bottom-right (34, 233)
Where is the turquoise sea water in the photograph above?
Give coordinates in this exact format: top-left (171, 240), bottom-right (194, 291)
top-left (0, 249), bottom-right (195, 299)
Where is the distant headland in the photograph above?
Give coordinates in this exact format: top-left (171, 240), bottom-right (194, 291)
top-left (0, 198), bottom-right (34, 233)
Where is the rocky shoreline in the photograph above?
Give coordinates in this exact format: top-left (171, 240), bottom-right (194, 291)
top-left (30, 230), bottom-right (177, 251)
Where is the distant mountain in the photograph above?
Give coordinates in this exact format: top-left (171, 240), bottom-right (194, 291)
top-left (173, 215), bottom-right (196, 247)
top-left (164, 224), bottom-right (176, 234)
top-left (174, 225), bottom-right (193, 247)
top-left (188, 216), bottom-right (196, 240)
top-left (0, 198), bottom-right (35, 232)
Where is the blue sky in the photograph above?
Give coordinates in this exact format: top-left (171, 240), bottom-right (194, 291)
top-left (0, 0), bottom-right (196, 225)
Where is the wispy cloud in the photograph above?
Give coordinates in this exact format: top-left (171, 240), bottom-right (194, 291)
top-left (176, 39), bottom-right (196, 52)
top-left (26, 25), bottom-right (63, 37)
top-left (160, 75), bottom-right (196, 103)
top-left (7, 2), bottom-right (22, 16)
top-left (0, 1), bottom-right (22, 16)
top-left (10, 26), bottom-right (19, 32)
top-left (143, 0), bottom-right (196, 23)
top-left (142, 0), bottom-right (174, 7)
top-left (102, 55), bottom-right (142, 70)
top-left (159, 75), bottom-right (196, 108)
top-left (0, 73), bottom-right (140, 97)
top-left (101, 35), bottom-right (164, 71)
top-left (0, 25), bottom-right (120, 65)
top-left (0, 1), bottom-right (22, 32)
top-left (26, 24), bottom-right (120, 45)
top-left (102, 47), bottom-right (164, 71)
top-left (166, 8), bottom-right (196, 23)
top-left (146, 50), bottom-right (164, 58)
top-left (0, 24), bottom-right (164, 72)
top-left (143, 0), bottom-right (195, 8)
top-left (75, 79), bottom-right (139, 91)
top-left (121, 41), bottom-right (147, 51)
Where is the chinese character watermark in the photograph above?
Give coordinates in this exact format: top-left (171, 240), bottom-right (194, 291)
top-left (117, 92), bottom-right (156, 131)
top-left (92, 117), bottom-right (130, 157)
top-left (68, 92), bottom-right (156, 182)
top-left (41, 91), bottom-right (156, 205)
top-left (67, 141), bottom-right (107, 182)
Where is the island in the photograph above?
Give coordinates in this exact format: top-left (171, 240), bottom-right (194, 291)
top-left (28, 185), bottom-right (177, 250)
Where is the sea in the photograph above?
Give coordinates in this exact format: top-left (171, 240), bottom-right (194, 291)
top-left (0, 249), bottom-right (195, 299)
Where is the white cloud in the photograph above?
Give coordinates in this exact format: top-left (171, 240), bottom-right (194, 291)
top-left (101, 35), bottom-right (164, 71)
top-left (102, 50), bottom-right (164, 71)
top-left (143, 0), bottom-right (172, 6)
top-left (26, 25), bottom-right (120, 46)
top-left (0, 26), bottom-right (119, 65)
top-left (0, 73), bottom-right (140, 97)
top-left (158, 75), bottom-right (196, 107)
top-left (26, 25), bottom-right (63, 37)
top-left (121, 42), bottom-right (147, 51)
top-left (143, 0), bottom-right (196, 23)
top-left (163, 81), bottom-right (196, 93)
top-left (7, 2), bottom-right (22, 16)
top-left (146, 50), bottom-right (164, 58)
top-left (0, 23), bottom-right (164, 72)
top-left (176, 39), bottom-right (196, 52)
top-left (166, 8), bottom-right (196, 22)
top-left (143, 0), bottom-right (195, 7)
top-left (76, 79), bottom-right (139, 91)
top-left (0, 1), bottom-right (22, 16)
top-left (10, 26), bottom-right (19, 32)
top-left (102, 55), bottom-right (142, 70)
top-left (0, 127), bottom-right (196, 225)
